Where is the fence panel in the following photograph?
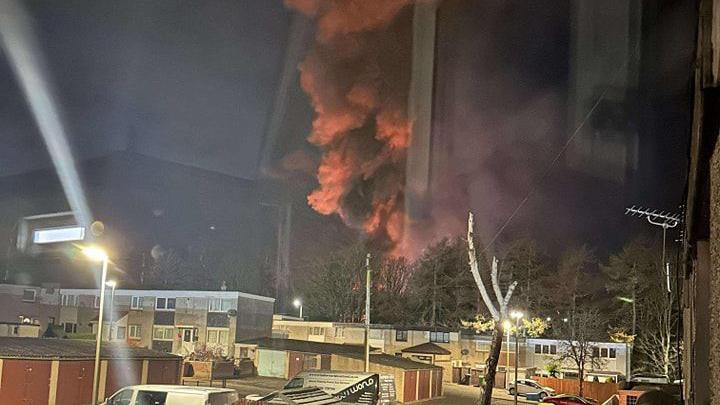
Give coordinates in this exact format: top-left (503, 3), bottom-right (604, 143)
top-left (534, 376), bottom-right (621, 404)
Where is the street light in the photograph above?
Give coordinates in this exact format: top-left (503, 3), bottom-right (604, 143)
top-left (105, 280), bottom-right (117, 342)
top-left (503, 320), bottom-right (512, 383)
top-left (83, 246), bottom-right (109, 405)
top-left (293, 298), bottom-right (303, 319)
top-left (510, 311), bottom-right (524, 405)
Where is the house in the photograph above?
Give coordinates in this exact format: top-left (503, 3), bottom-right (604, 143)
top-left (270, 317), bottom-right (631, 383)
top-left (0, 283), bottom-right (275, 356)
top-left (0, 336), bottom-right (181, 405)
top-left (237, 337), bottom-right (443, 403)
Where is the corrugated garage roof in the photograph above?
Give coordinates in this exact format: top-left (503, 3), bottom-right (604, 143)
top-left (0, 337), bottom-right (180, 360)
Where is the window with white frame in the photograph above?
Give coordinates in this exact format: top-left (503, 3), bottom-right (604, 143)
top-left (592, 347), bottom-right (617, 359)
top-left (396, 330), bottom-right (408, 342)
top-left (61, 295), bottom-right (78, 307)
top-left (63, 322), bottom-right (77, 333)
top-left (334, 327), bottom-right (344, 338)
top-left (128, 324), bottom-right (142, 339)
top-left (131, 296), bottom-right (143, 310)
top-left (430, 331), bottom-right (450, 343)
top-left (207, 328), bottom-right (229, 345)
top-left (22, 289), bottom-right (36, 302)
top-left (155, 297), bottom-right (176, 310)
top-left (310, 327), bottom-right (325, 336)
top-left (208, 298), bottom-right (234, 312)
top-left (535, 344), bottom-right (557, 355)
top-left (153, 326), bottom-right (174, 340)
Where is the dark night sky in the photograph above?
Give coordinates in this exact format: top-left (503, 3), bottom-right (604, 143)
top-left (0, 0), bottom-right (697, 278)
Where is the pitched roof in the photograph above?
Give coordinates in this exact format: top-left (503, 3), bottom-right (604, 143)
top-left (340, 353), bottom-right (442, 370)
top-left (400, 342), bottom-right (451, 355)
top-left (0, 337), bottom-right (181, 360)
top-left (240, 338), bottom-right (372, 356)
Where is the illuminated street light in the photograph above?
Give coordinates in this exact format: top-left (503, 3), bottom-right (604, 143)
top-left (83, 246), bottom-right (109, 405)
top-left (546, 317), bottom-right (552, 322)
top-left (509, 311), bottom-right (524, 405)
top-left (293, 298), bottom-right (303, 319)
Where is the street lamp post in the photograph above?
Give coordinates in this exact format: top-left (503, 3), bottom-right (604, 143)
top-left (84, 246), bottom-right (109, 405)
top-left (503, 320), bottom-right (511, 379)
top-left (293, 298), bottom-right (303, 319)
top-left (105, 280), bottom-right (116, 341)
top-left (510, 311), bottom-right (524, 405)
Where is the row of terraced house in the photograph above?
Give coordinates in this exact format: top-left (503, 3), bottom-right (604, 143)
top-left (269, 315), bottom-right (632, 385)
top-left (0, 283), bottom-right (274, 356)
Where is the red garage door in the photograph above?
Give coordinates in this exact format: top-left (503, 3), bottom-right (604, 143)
top-left (56, 360), bottom-right (94, 405)
top-left (404, 370), bottom-right (417, 402)
top-left (147, 360), bottom-right (181, 384)
top-left (432, 368), bottom-right (443, 398)
top-left (418, 370), bottom-right (431, 400)
top-left (105, 360), bottom-right (143, 396)
top-left (0, 360), bottom-right (51, 405)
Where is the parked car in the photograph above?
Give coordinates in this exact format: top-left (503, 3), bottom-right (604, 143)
top-left (540, 394), bottom-right (598, 405)
top-left (103, 385), bottom-right (239, 405)
top-left (507, 379), bottom-right (556, 399)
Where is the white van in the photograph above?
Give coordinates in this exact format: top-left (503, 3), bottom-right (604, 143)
top-left (103, 385), bottom-right (239, 405)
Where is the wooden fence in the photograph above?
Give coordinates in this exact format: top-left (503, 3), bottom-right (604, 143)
top-left (534, 377), bottom-right (621, 404)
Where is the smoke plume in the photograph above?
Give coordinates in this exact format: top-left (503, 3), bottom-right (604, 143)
top-left (286, 0), bottom-right (414, 253)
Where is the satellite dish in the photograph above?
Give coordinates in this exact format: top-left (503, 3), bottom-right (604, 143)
top-left (227, 309), bottom-right (237, 317)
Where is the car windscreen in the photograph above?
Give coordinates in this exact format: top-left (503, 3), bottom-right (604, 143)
top-left (284, 377), bottom-right (304, 389)
top-left (208, 391), bottom-right (239, 405)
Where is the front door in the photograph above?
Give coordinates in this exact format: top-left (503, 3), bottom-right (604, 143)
top-left (179, 328), bottom-right (196, 355)
top-left (182, 328), bottom-right (194, 343)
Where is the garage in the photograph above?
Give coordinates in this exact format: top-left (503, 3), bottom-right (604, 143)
top-left (0, 337), bottom-right (182, 405)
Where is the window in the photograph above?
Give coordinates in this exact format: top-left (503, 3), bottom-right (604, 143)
top-left (48, 316), bottom-right (55, 325)
top-left (396, 330), bottom-right (408, 342)
top-left (430, 331), bottom-right (449, 343)
top-left (600, 347), bottom-right (609, 358)
top-left (131, 296), bottom-right (143, 310)
top-left (609, 348), bottom-right (617, 359)
top-left (61, 295), bottom-right (78, 307)
top-left (12, 326), bottom-right (19, 335)
top-left (63, 322), bottom-right (77, 333)
top-left (136, 391), bottom-right (168, 405)
top-left (334, 327), bottom-right (344, 338)
top-left (310, 327), bottom-right (325, 336)
top-left (208, 298), bottom-right (234, 312)
top-left (155, 297), bottom-right (176, 310)
top-left (593, 347), bottom-right (617, 359)
top-left (535, 344), bottom-right (542, 354)
top-left (303, 354), bottom-right (318, 370)
top-left (153, 326), bottom-right (174, 340)
top-left (116, 326), bottom-right (126, 340)
top-left (94, 296), bottom-right (101, 308)
top-left (22, 289), bottom-right (36, 302)
top-left (537, 344), bottom-right (557, 354)
top-left (593, 347), bottom-right (600, 358)
top-left (207, 328), bottom-right (229, 345)
top-left (109, 388), bottom-right (134, 405)
top-left (129, 324), bottom-right (142, 339)
top-left (550, 345), bottom-right (557, 355)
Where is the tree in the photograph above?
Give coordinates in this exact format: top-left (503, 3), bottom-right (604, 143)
top-left (467, 212), bottom-right (517, 405)
top-left (372, 256), bottom-right (412, 324)
top-left (553, 306), bottom-right (607, 397)
top-left (501, 238), bottom-right (545, 313)
top-left (409, 238), bottom-right (479, 326)
top-left (602, 237), bottom-right (657, 336)
top-left (298, 243), bottom-right (367, 322)
top-left (538, 245), bottom-right (595, 317)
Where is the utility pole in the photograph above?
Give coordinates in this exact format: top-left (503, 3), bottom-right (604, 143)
top-left (364, 253), bottom-right (371, 373)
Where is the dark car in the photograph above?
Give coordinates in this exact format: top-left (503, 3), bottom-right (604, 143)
top-left (541, 394), bottom-right (598, 405)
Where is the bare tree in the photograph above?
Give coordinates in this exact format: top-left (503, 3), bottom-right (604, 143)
top-left (467, 212), bottom-right (517, 405)
top-left (554, 306), bottom-right (606, 397)
top-left (634, 289), bottom-right (680, 379)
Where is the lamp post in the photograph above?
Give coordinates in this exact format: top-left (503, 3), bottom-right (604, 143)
top-left (83, 246), bottom-right (109, 405)
top-left (510, 311), bottom-right (524, 405)
top-left (105, 280), bottom-right (116, 341)
top-left (293, 298), bottom-right (303, 319)
top-left (503, 320), bottom-right (512, 386)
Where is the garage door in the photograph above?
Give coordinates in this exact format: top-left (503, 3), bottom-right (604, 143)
top-left (257, 349), bottom-right (287, 378)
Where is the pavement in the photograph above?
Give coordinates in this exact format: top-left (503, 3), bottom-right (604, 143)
top-left (211, 377), bottom-right (538, 404)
